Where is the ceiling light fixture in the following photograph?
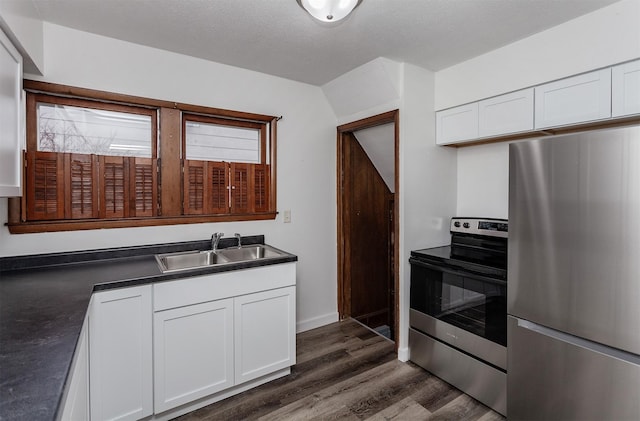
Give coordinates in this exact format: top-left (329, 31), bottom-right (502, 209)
top-left (297, 0), bottom-right (362, 23)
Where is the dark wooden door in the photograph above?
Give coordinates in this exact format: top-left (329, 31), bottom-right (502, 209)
top-left (343, 133), bottom-right (393, 335)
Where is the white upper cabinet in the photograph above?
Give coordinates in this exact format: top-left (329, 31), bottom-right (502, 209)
top-left (478, 88), bottom-right (534, 137)
top-left (0, 28), bottom-right (23, 197)
top-left (436, 103), bottom-right (478, 145)
top-left (437, 62), bottom-right (640, 146)
top-left (534, 69), bottom-right (612, 129)
top-left (612, 59), bottom-right (640, 117)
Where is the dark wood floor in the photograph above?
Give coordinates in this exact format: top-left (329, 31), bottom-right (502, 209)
top-left (176, 319), bottom-right (505, 420)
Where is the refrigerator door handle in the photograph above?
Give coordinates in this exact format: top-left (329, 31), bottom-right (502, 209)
top-left (517, 319), bottom-right (640, 365)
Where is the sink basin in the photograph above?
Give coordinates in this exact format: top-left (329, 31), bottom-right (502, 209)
top-left (155, 244), bottom-right (287, 273)
top-left (156, 250), bottom-right (230, 273)
top-left (216, 245), bottom-right (281, 262)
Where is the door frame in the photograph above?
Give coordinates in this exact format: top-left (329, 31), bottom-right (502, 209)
top-left (337, 109), bottom-right (400, 344)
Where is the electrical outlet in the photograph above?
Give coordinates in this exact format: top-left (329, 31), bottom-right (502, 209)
top-left (283, 210), bottom-right (291, 223)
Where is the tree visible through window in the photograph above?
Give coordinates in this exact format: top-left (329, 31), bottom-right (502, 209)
top-left (37, 103), bottom-right (153, 157)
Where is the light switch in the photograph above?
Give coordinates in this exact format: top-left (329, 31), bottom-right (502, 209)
top-left (283, 210), bottom-right (291, 223)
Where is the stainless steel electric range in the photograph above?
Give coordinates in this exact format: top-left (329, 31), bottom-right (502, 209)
top-left (409, 217), bottom-right (507, 415)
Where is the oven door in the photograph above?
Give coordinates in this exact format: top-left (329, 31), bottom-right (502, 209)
top-left (410, 257), bottom-right (507, 367)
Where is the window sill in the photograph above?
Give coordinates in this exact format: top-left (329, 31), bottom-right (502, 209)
top-left (7, 213), bottom-right (278, 234)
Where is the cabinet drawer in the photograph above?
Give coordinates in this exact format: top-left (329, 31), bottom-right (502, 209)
top-left (154, 262), bottom-right (296, 311)
top-left (534, 68), bottom-right (611, 129)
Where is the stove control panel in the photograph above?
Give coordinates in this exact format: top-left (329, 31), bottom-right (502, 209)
top-left (450, 218), bottom-right (508, 238)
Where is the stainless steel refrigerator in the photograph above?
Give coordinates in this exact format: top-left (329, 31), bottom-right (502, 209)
top-left (508, 126), bottom-right (640, 420)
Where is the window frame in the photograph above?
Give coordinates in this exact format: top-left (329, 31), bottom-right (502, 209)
top-left (8, 80), bottom-right (278, 234)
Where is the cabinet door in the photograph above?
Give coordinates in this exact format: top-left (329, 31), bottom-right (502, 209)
top-left (436, 103), bottom-right (479, 145)
top-left (0, 28), bottom-right (23, 197)
top-left (60, 316), bottom-right (89, 421)
top-left (612, 59), bottom-right (640, 117)
top-left (153, 298), bottom-right (234, 413)
top-left (534, 68), bottom-right (611, 129)
top-left (234, 286), bottom-right (296, 385)
top-left (478, 88), bottom-right (534, 137)
top-left (89, 285), bottom-right (153, 421)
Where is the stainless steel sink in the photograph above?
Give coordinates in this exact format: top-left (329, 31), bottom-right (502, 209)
top-left (216, 245), bottom-right (281, 262)
top-left (156, 250), bottom-right (230, 273)
top-left (156, 244), bottom-right (286, 273)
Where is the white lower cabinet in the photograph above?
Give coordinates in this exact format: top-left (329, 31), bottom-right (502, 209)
top-left (234, 286), bottom-right (296, 385)
top-left (153, 298), bottom-right (234, 413)
top-left (66, 262), bottom-right (295, 420)
top-left (60, 316), bottom-right (90, 421)
top-left (152, 262), bottom-right (297, 416)
top-left (89, 285), bottom-right (153, 421)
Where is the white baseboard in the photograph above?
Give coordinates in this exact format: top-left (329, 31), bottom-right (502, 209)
top-left (397, 346), bottom-right (410, 362)
top-left (296, 312), bottom-right (339, 333)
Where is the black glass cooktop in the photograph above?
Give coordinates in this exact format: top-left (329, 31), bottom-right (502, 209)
top-left (410, 245), bottom-right (506, 282)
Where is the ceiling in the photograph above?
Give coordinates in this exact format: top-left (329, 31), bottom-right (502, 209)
top-left (29, 0), bottom-right (620, 86)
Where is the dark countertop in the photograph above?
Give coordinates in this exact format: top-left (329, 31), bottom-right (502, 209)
top-left (0, 237), bottom-right (297, 421)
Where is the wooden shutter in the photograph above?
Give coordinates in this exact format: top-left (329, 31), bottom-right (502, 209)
top-left (208, 161), bottom-right (229, 214)
top-left (100, 156), bottom-right (129, 219)
top-left (130, 158), bottom-right (157, 217)
top-left (27, 151), bottom-right (65, 220)
top-left (67, 153), bottom-right (98, 219)
top-left (253, 164), bottom-right (270, 213)
top-left (230, 163), bottom-right (252, 214)
top-left (183, 160), bottom-right (230, 215)
top-left (183, 160), bottom-right (206, 215)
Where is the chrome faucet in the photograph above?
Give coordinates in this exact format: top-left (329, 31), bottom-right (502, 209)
top-left (211, 232), bottom-right (224, 251)
top-left (234, 233), bottom-right (242, 248)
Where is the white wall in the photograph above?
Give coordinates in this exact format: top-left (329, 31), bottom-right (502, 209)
top-left (322, 57), bottom-right (402, 126)
top-left (397, 63), bottom-right (457, 359)
top-left (353, 124), bottom-right (395, 192)
top-left (318, 57), bottom-right (457, 359)
top-left (0, 23), bottom-right (339, 332)
top-left (456, 142), bottom-right (510, 219)
top-left (435, 0), bottom-right (640, 110)
top-left (434, 0), bottom-right (640, 218)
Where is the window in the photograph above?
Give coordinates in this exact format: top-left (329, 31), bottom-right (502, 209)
top-left (8, 81), bottom-right (277, 233)
top-left (182, 114), bottom-right (270, 215)
top-left (25, 94), bottom-right (157, 221)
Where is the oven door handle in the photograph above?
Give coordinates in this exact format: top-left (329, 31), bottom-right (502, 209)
top-left (409, 257), bottom-right (507, 286)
